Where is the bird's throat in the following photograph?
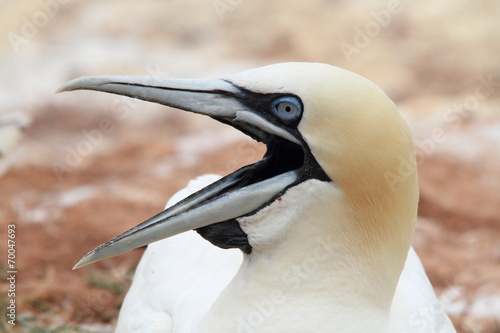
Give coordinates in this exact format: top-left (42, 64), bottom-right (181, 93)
top-left (196, 220), bottom-right (252, 254)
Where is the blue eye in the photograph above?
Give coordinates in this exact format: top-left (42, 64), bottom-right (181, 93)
top-left (271, 96), bottom-right (302, 122)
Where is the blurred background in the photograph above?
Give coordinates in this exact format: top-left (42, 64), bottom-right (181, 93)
top-left (1, 0), bottom-right (499, 332)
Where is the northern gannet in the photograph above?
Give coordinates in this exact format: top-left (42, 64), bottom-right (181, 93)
top-left (59, 63), bottom-right (456, 333)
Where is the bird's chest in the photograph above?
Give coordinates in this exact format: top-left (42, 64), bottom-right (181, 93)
top-left (197, 286), bottom-right (389, 333)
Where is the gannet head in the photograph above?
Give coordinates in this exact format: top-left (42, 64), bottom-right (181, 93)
top-left (59, 63), bottom-right (418, 296)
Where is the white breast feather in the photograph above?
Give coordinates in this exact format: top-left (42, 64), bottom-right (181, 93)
top-left (115, 175), bottom-right (242, 333)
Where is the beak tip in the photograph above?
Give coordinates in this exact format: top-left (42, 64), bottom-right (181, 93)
top-left (57, 77), bottom-right (84, 94)
top-left (73, 255), bottom-right (92, 270)
top-left (56, 76), bottom-right (108, 94)
top-left (55, 86), bottom-right (66, 94)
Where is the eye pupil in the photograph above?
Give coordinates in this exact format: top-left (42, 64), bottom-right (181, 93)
top-left (277, 102), bottom-right (296, 116)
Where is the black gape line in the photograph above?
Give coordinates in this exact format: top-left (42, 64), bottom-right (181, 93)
top-left (196, 84), bottom-right (331, 254)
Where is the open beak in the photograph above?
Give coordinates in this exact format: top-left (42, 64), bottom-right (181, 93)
top-left (58, 75), bottom-right (306, 269)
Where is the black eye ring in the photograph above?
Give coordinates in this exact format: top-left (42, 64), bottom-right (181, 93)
top-left (270, 96), bottom-right (302, 123)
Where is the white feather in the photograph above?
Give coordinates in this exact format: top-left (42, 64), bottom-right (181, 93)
top-left (116, 175), bottom-right (455, 333)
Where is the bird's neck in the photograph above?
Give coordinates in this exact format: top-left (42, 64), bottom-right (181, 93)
top-left (201, 180), bottom-right (417, 332)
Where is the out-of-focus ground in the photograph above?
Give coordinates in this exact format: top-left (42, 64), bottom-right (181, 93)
top-left (0, 0), bottom-right (499, 332)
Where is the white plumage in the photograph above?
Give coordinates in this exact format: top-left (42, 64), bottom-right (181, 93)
top-left (117, 175), bottom-right (454, 333)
